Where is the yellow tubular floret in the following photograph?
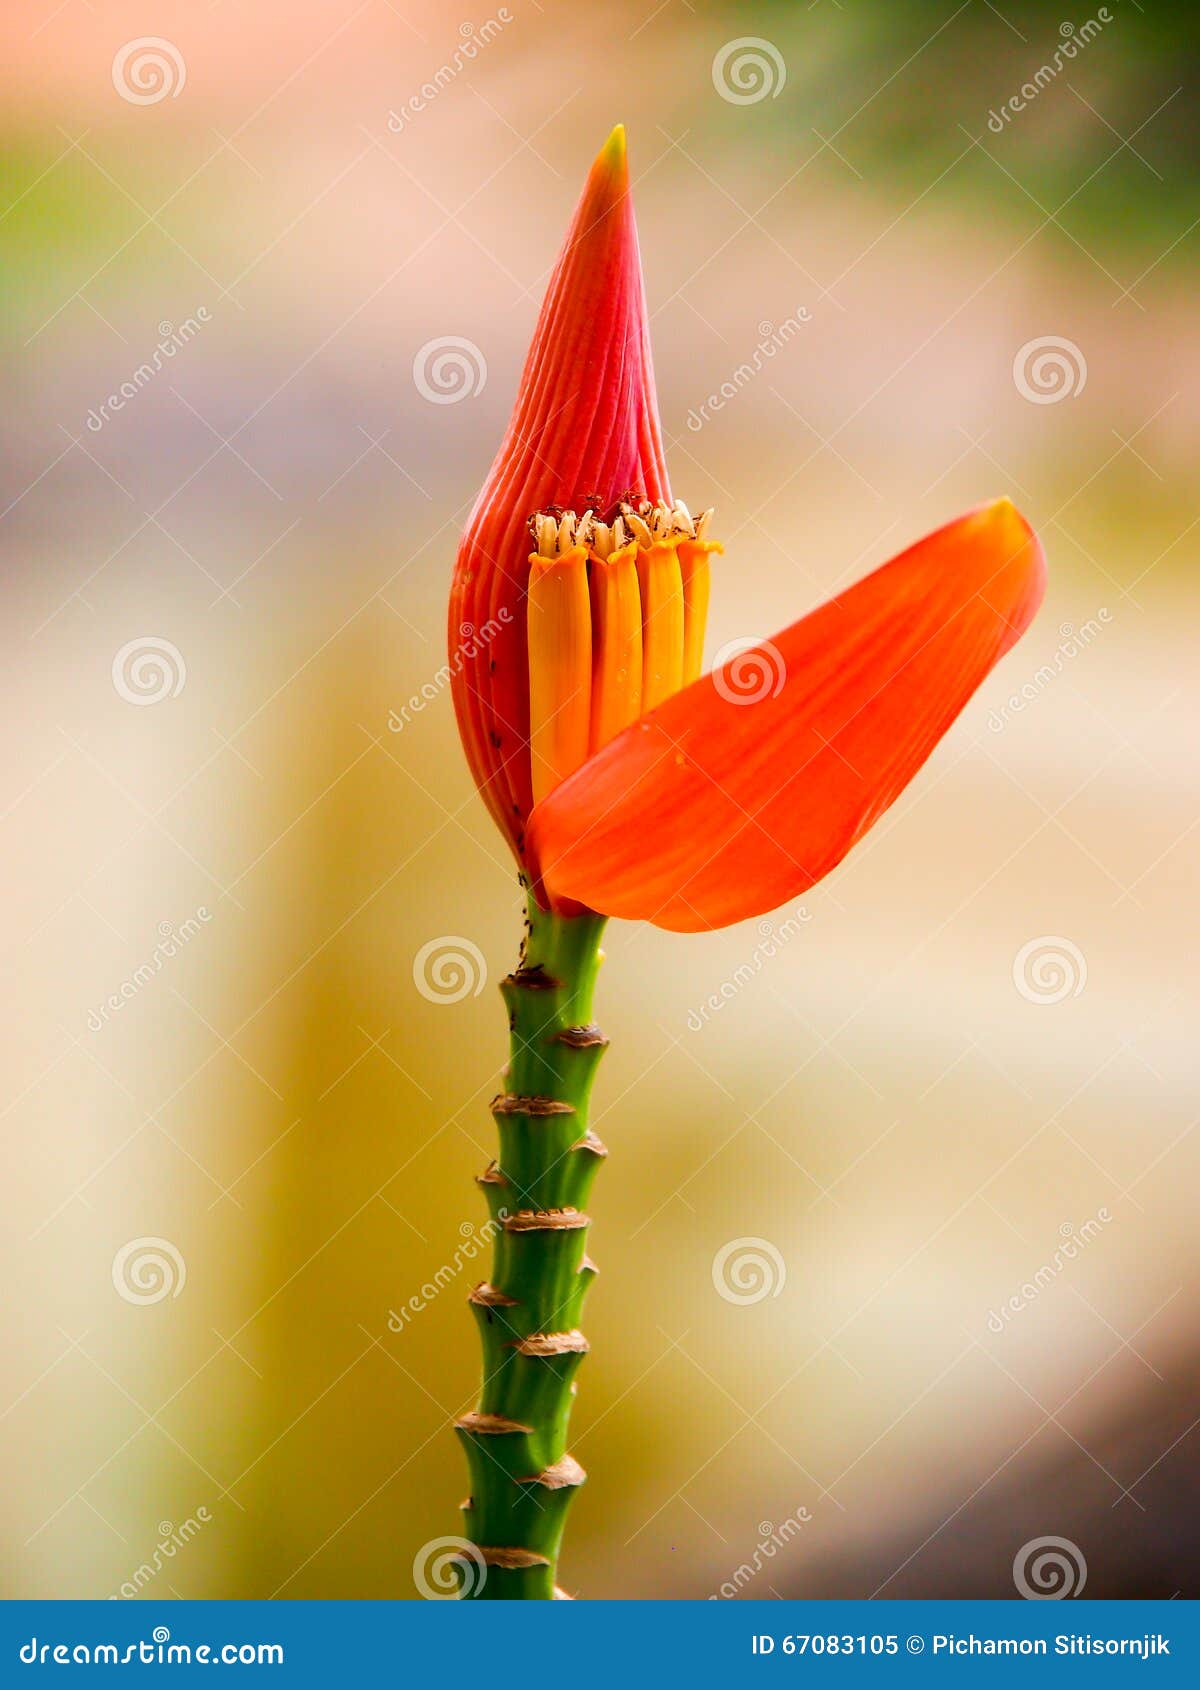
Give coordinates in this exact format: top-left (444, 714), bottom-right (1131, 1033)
top-left (588, 541), bottom-right (643, 752)
top-left (677, 538), bottom-right (720, 685)
top-left (635, 539), bottom-right (685, 711)
top-left (527, 546), bottom-right (592, 805)
top-left (526, 500), bottom-right (718, 798)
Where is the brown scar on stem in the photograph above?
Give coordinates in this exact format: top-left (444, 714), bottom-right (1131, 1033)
top-left (504, 1207), bottom-right (590, 1232)
top-left (571, 1130), bottom-right (607, 1157)
top-left (469, 1282), bottom-right (519, 1308)
top-left (517, 1453), bottom-right (586, 1489)
top-left (475, 1160), bottom-right (507, 1185)
top-left (553, 1023), bottom-right (608, 1048)
top-left (503, 965), bottom-right (560, 991)
top-left (479, 1547), bottom-right (551, 1569)
top-left (455, 1411), bottom-right (533, 1435)
top-left (513, 1330), bottom-right (589, 1356)
top-left (491, 1094), bottom-right (576, 1117)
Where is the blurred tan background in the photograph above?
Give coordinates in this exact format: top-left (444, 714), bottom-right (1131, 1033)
top-left (1, 0), bottom-right (1197, 1600)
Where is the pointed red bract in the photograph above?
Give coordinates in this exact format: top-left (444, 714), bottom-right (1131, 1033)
top-left (526, 500), bottom-right (1046, 932)
top-left (449, 128), bottom-right (669, 857)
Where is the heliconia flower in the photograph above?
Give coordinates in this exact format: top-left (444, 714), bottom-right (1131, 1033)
top-left (449, 127), bottom-right (1045, 933)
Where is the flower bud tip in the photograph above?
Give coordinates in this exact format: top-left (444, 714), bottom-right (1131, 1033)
top-left (598, 124), bottom-right (627, 180)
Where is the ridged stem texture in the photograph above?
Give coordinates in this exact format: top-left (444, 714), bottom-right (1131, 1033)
top-left (457, 895), bottom-right (608, 1598)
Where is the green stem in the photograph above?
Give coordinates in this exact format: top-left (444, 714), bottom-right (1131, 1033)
top-left (456, 893), bottom-right (608, 1599)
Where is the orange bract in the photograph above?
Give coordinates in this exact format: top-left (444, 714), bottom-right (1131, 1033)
top-left (526, 500), bottom-right (1045, 932)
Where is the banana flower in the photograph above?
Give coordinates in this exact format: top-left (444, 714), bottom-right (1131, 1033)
top-left (445, 126), bottom-right (1044, 1599)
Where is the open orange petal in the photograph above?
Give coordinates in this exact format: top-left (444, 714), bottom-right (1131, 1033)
top-left (526, 499), bottom-right (1046, 932)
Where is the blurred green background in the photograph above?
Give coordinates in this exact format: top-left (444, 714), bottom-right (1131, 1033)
top-left (1, 0), bottom-right (1197, 1600)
